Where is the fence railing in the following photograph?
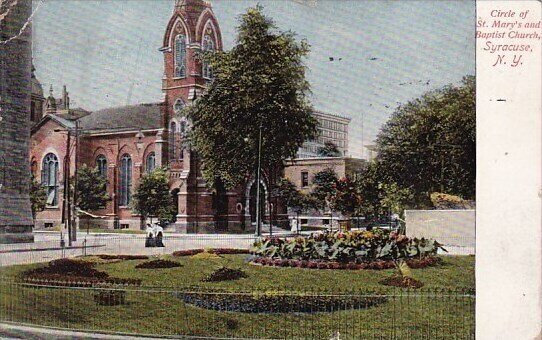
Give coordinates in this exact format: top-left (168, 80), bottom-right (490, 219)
top-left (0, 278), bottom-right (474, 339)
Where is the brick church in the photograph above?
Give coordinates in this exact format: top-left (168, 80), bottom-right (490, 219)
top-left (30, 0), bottom-right (356, 232)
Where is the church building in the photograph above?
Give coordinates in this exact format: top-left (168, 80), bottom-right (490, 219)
top-left (30, 0), bottom-right (354, 232)
top-left (30, 0), bottom-right (287, 233)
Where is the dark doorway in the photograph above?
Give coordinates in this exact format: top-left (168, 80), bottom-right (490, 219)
top-left (171, 188), bottom-right (179, 223)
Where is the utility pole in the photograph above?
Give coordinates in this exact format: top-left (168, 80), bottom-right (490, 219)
top-left (71, 121), bottom-right (79, 242)
top-left (65, 130), bottom-right (72, 247)
top-left (255, 124), bottom-right (263, 237)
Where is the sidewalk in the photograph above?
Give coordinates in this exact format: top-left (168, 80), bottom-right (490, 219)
top-left (0, 323), bottom-right (166, 339)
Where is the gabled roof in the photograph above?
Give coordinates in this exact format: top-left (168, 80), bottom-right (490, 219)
top-left (31, 113), bottom-right (76, 133)
top-left (78, 103), bottom-right (162, 133)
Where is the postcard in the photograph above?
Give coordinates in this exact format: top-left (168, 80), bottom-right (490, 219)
top-left (0, 0), bottom-right (540, 338)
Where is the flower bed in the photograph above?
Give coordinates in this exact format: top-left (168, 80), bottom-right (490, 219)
top-left (251, 230), bottom-right (445, 269)
top-left (179, 292), bottom-right (387, 314)
top-left (202, 267), bottom-right (247, 282)
top-left (135, 259), bottom-right (182, 269)
top-left (96, 254), bottom-right (149, 260)
top-left (172, 248), bottom-right (250, 257)
top-left (251, 256), bottom-right (440, 270)
top-left (20, 258), bottom-right (141, 286)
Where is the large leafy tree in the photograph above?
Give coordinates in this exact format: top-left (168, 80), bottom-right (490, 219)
top-left (133, 168), bottom-right (176, 224)
top-left (375, 75), bottom-right (475, 202)
top-left (188, 6), bottom-right (318, 189)
top-left (272, 178), bottom-right (314, 213)
top-left (75, 165), bottom-right (110, 211)
top-left (328, 177), bottom-right (363, 218)
top-left (311, 168), bottom-right (339, 209)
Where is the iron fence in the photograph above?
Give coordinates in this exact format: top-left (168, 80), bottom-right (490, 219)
top-left (0, 278), bottom-right (474, 339)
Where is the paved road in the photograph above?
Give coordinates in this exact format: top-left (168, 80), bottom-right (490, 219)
top-left (0, 232), bottom-right (259, 267)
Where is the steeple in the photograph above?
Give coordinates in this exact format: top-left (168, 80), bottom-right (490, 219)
top-left (45, 85), bottom-right (57, 114)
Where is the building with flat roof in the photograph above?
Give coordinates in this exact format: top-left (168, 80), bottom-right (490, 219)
top-left (297, 111), bottom-right (351, 158)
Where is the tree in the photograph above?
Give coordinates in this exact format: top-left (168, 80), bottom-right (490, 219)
top-left (188, 6), bottom-right (318, 189)
top-left (317, 141), bottom-right (341, 157)
top-left (133, 168), bottom-right (175, 224)
top-left (272, 178), bottom-right (314, 214)
top-left (311, 168), bottom-right (338, 209)
top-left (355, 162), bottom-right (384, 219)
top-left (328, 177), bottom-right (363, 218)
top-left (379, 183), bottom-right (414, 218)
top-left (75, 164), bottom-right (110, 212)
top-left (29, 176), bottom-right (46, 220)
top-left (375, 75), bottom-right (475, 202)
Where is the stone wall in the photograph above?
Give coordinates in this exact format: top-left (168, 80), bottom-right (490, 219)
top-left (405, 209), bottom-right (475, 255)
top-left (0, 0), bottom-right (35, 243)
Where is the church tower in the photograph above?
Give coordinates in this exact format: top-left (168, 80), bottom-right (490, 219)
top-left (161, 0), bottom-right (222, 165)
top-left (161, 0), bottom-right (223, 231)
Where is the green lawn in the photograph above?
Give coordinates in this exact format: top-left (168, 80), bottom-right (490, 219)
top-left (0, 255), bottom-right (475, 339)
top-left (96, 254), bottom-right (474, 291)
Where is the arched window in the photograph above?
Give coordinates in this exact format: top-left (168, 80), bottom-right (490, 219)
top-left (202, 34), bottom-right (215, 79)
top-left (179, 120), bottom-right (187, 134)
top-left (96, 155), bottom-right (107, 178)
top-left (41, 153), bottom-right (59, 206)
top-left (146, 152), bottom-right (156, 173)
top-left (173, 98), bottom-right (185, 114)
top-left (119, 154), bottom-right (132, 206)
top-left (169, 121), bottom-right (177, 161)
top-left (174, 34), bottom-right (187, 78)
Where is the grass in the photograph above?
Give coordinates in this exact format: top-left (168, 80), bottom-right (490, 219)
top-left (0, 254), bottom-right (474, 291)
top-left (0, 255), bottom-right (475, 338)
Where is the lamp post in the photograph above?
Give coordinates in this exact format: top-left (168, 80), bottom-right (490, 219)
top-left (245, 124), bottom-right (263, 237)
top-left (255, 124), bottom-right (263, 237)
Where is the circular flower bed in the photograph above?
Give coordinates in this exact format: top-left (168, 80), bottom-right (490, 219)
top-left (135, 259), bottom-right (182, 269)
top-left (178, 292), bottom-right (387, 314)
top-left (251, 230), bottom-right (444, 270)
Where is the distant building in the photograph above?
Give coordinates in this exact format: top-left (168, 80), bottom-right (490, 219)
top-left (283, 156), bottom-right (366, 228)
top-left (297, 111), bottom-right (351, 158)
top-left (284, 157), bottom-right (366, 193)
top-left (365, 144), bottom-right (378, 161)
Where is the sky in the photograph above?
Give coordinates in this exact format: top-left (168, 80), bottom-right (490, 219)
top-left (32, 0), bottom-right (475, 158)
